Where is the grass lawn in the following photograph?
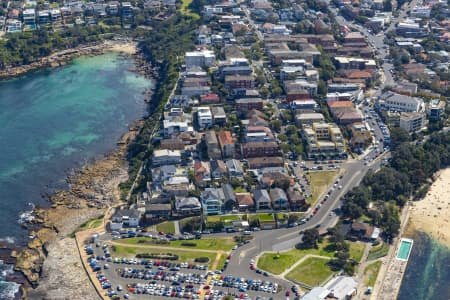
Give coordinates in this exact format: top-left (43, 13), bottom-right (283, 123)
top-left (111, 245), bottom-right (217, 268)
top-left (257, 240), bottom-right (335, 275)
top-left (156, 221), bottom-right (175, 234)
top-left (276, 213), bottom-right (288, 222)
top-left (179, 0), bottom-right (200, 19)
top-left (206, 215), bottom-right (240, 223)
top-left (367, 243), bottom-right (390, 261)
top-left (307, 171), bottom-right (338, 205)
top-left (349, 241), bottom-right (366, 262)
top-left (169, 238), bottom-right (235, 251)
top-left (286, 257), bottom-right (334, 286)
top-left (79, 215), bottom-right (103, 230)
top-left (257, 213), bottom-right (274, 221)
top-left (216, 253), bottom-right (227, 270)
top-left (364, 261), bottom-right (382, 286)
top-left (119, 237), bottom-right (235, 251)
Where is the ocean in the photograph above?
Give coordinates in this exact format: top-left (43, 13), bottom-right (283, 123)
top-left (398, 231), bottom-right (450, 300)
top-left (0, 53), bottom-right (152, 298)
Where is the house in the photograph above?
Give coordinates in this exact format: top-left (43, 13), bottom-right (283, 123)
top-left (344, 31), bottom-right (366, 43)
top-left (222, 184), bottom-right (236, 210)
top-left (235, 98), bottom-right (263, 111)
top-left (194, 161), bottom-right (211, 186)
top-left (145, 204), bottom-right (172, 219)
top-left (110, 208), bottom-right (140, 230)
top-left (225, 159), bottom-right (244, 177)
top-left (217, 131), bottom-right (235, 158)
top-left (211, 106), bottom-right (227, 126)
top-left (241, 142), bottom-right (280, 158)
top-left (185, 50), bottom-right (216, 68)
top-left (261, 172), bottom-right (293, 189)
top-left (347, 222), bottom-right (375, 241)
top-left (286, 187), bottom-right (306, 210)
top-left (295, 113), bottom-right (325, 126)
top-left (198, 106), bottom-right (213, 129)
top-left (269, 188), bottom-right (289, 210)
top-left (210, 159), bottom-right (228, 179)
top-left (236, 193), bottom-right (255, 211)
top-left (204, 130), bottom-right (222, 159)
top-left (247, 157), bottom-right (284, 169)
top-left (290, 99), bottom-right (319, 111)
top-left (245, 126), bottom-right (275, 143)
top-left (152, 164), bottom-right (177, 184)
top-left (200, 93), bottom-right (220, 104)
top-left (175, 197), bottom-right (202, 215)
top-left (201, 188), bottom-right (225, 215)
top-left (225, 75), bottom-right (256, 95)
top-left (253, 189), bottom-right (271, 210)
top-left (152, 149), bottom-right (181, 166)
top-left (162, 183), bottom-right (191, 197)
top-left (160, 138), bottom-right (185, 150)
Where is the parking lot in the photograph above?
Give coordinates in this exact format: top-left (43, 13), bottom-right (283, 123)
top-left (84, 242), bottom-right (289, 300)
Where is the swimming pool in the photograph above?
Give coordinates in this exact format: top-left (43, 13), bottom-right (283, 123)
top-left (397, 238), bottom-right (414, 261)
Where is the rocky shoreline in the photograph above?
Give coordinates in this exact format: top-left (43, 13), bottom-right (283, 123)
top-left (0, 43), bottom-right (156, 299)
top-left (0, 39), bottom-right (159, 81)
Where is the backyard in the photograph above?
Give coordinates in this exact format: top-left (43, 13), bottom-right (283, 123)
top-left (285, 257), bottom-right (334, 286)
top-left (307, 170), bottom-right (338, 205)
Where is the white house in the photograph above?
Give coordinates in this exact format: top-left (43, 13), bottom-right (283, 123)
top-left (152, 149), bottom-right (181, 166)
top-left (185, 50), bottom-right (216, 68)
top-left (201, 188), bottom-right (225, 215)
top-left (197, 106), bottom-right (213, 130)
top-left (110, 209), bottom-right (140, 230)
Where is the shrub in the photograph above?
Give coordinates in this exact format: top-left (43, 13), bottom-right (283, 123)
top-left (135, 253), bottom-right (179, 260)
top-left (181, 242), bottom-right (197, 247)
top-left (194, 257), bottom-right (210, 263)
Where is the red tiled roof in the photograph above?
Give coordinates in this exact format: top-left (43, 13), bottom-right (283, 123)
top-left (217, 131), bottom-right (233, 145)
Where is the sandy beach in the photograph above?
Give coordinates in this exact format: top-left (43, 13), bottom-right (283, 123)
top-left (408, 168), bottom-right (450, 248)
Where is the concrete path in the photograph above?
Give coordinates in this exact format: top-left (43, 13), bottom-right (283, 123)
top-left (174, 220), bottom-right (180, 235)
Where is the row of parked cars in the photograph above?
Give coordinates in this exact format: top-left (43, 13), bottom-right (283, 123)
top-left (119, 268), bottom-right (207, 285)
top-left (113, 258), bottom-right (207, 271)
top-left (210, 275), bottom-right (279, 294)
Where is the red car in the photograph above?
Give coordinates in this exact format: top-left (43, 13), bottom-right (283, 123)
top-left (285, 291), bottom-right (290, 297)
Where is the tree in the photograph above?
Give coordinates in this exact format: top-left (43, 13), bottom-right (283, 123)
top-left (383, 0), bottom-right (392, 11)
top-left (317, 80), bottom-right (328, 96)
top-left (300, 228), bottom-right (320, 249)
top-left (270, 120), bottom-right (282, 132)
top-left (288, 214), bottom-right (299, 224)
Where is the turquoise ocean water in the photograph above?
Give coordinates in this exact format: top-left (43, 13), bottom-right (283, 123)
top-left (0, 53), bottom-right (152, 298)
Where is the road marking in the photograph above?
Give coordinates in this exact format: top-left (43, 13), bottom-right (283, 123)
top-left (277, 231), bottom-right (299, 240)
